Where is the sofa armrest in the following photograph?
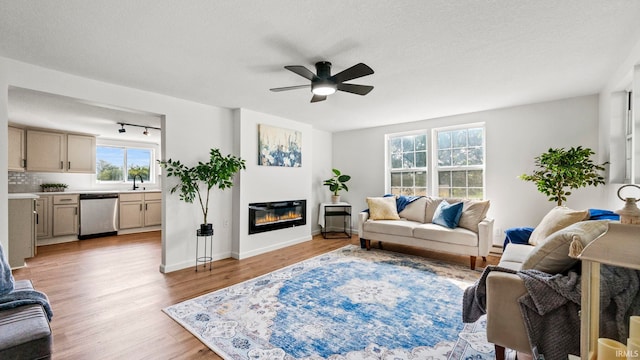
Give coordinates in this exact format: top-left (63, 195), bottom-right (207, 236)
top-left (358, 211), bottom-right (369, 236)
top-left (486, 271), bottom-right (531, 354)
top-left (477, 217), bottom-right (494, 257)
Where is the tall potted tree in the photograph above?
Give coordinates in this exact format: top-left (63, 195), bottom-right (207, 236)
top-left (519, 146), bottom-right (608, 206)
top-left (159, 148), bottom-right (246, 234)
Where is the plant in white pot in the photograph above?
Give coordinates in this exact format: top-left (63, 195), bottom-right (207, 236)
top-left (158, 148), bottom-right (246, 234)
top-left (323, 168), bottom-right (351, 203)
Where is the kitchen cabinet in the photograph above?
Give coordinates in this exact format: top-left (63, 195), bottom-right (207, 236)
top-left (52, 194), bottom-right (79, 236)
top-left (143, 192), bottom-right (162, 226)
top-left (35, 195), bottom-right (52, 238)
top-left (26, 130), bottom-right (66, 172)
top-left (8, 198), bottom-right (37, 268)
top-left (66, 134), bottom-right (96, 173)
top-left (119, 192), bottom-right (162, 230)
top-left (26, 130), bottom-right (95, 173)
top-left (8, 126), bottom-right (26, 171)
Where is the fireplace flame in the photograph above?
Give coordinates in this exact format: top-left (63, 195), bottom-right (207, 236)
top-left (256, 210), bottom-right (302, 225)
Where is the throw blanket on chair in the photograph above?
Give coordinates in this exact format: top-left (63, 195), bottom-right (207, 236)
top-left (0, 241), bottom-right (53, 321)
top-left (463, 266), bottom-right (640, 360)
top-left (0, 241), bottom-right (15, 295)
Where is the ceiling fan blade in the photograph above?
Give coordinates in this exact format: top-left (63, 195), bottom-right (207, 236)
top-left (330, 63), bottom-right (374, 83)
top-left (310, 94), bottom-right (327, 103)
top-left (270, 85), bottom-right (310, 92)
top-left (284, 65), bottom-right (318, 81)
top-left (336, 83), bottom-right (374, 96)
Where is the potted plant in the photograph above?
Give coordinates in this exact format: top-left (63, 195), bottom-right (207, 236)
top-left (519, 146), bottom-right (608, 206)
top-left (158, 148), bottom-right (246, 234)
top-left (323, 168), bottom-right (351, 203)
top-left (40, 183), bottom-right (69, 192)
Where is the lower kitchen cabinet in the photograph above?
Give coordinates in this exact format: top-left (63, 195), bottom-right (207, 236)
top-left (36, 195), bottom-right (51, 238)
top-left (52, 194), bottom-right (79, 236)
top-left (119, 192), bottom-right (161, 230)
top-left (8, 198), bottom-right (37, 268)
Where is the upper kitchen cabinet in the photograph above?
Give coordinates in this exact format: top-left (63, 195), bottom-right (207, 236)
top-left (26, 129), bottom-right (96, 173)
top-left (67, 134), bottom-right (96, 173)
top-left (8, 126), bottom-right (26, 171)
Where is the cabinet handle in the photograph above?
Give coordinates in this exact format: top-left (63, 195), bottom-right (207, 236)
top-left (36, 214), bottom-right (39, 224)
top-left (75, 207), bottom-right (78, 215)
top-left (145, 204), bottom-right (148, 211)
top-left (68, 161), bottom-right (71, 169)
top-left (140, 204), bottom-right (142, 211)
top-left (22, 159), bottom-right (26, 168)
top-left (59, 199), bottom-right (72, 202)
top-left (60, 161), bottom-right (63, 169)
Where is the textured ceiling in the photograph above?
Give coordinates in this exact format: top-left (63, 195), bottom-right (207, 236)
top-left (2, 0), bottom-right (640, 134)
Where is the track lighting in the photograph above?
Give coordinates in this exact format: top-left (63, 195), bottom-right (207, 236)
top-left (117, 122), bottom-right (161, 135)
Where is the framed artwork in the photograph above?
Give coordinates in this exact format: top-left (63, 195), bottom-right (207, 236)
top-left (258, 124), bottom-right (302, 167)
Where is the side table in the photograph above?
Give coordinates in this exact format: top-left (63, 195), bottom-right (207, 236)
top-left (319, 203), bottom-right (352, 239)
top-left (196, 228), bottom-right (214, 272)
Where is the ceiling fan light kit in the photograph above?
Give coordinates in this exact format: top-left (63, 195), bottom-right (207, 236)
top-left (271, 61), bottom-right (374, 103)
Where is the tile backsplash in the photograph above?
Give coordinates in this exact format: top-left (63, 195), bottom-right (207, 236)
top-left (8, 171), bottom-right (46, 193)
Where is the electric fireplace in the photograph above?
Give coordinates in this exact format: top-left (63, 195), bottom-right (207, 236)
top-left (248, 200), bottom-right (306, 234)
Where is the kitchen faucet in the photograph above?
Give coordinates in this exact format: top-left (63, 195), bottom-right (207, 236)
top-left (132, 174), bottom-right (144, 190)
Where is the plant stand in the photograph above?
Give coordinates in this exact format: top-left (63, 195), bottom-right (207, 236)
top-left (195, 228), bottom-right (214, 272)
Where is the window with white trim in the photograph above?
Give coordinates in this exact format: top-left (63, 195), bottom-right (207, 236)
top-left (387, 132), bottom-right (428, 196)
top-left (435, 126), bottom-right (484, 199)
top-left (385, 125), bottom-right (485, 198)
top-left (96, 145), bottom-right (154, 183)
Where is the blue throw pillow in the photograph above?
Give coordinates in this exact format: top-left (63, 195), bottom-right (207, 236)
top-left (432, 200), bottom-right (464, 229)
top-left (503, 227), bottom-right (534, 249)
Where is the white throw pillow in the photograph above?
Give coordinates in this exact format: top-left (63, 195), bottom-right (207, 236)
top-left (367, 196), bottom-right (400, 220)
top-left (458, 200), bottom-right (490, 233)
top-left (528, 206), bottom-right (589, 245)
top-left (399, 197), bottom-right (428, 223)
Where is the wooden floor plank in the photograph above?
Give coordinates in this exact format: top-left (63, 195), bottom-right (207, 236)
top-left (11, 231), bottom-right (499, 359)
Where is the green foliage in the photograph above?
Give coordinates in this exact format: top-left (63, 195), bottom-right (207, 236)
top-left (519, 146), bottom-right (608, 206)
top-left (128, 165), bottom-right (150, 181)
top-left (323, 168), bottom-right (351, 196)
top-left (158, 148), bottom-right (246, 224)
top-left (96, 159), bottom-right (123, 181)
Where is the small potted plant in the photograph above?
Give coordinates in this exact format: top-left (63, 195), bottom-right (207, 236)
top-left (158, 148), bottom-right (246, 234)
top-left (40, 183), bottom-right (69, 192)
top-left (323, 168), bottom-right (351, 203)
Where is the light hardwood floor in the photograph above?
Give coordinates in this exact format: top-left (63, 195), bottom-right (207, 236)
top-left (12, 232), bottom-right (499, 359)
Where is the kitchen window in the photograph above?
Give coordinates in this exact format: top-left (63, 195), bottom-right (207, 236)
top-left (96, 145), bottom-right (154, 183)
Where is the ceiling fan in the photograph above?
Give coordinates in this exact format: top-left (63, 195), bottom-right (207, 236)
top-left (270, 61), bottom-right (374, 103)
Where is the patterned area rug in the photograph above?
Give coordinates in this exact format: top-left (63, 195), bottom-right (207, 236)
top-left (163, 245), bottom-right (496, 359)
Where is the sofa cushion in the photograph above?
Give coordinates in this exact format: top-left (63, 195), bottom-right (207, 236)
top-left (413, 223), bottom-right (478, 247)
top-left (363, 219), bottom-right (418, 237)
top-left (367, 196), bottom-right (400, 220)
top-left (432, 200), bottom-right (464, 228)
top-left (399, 197), bottom-right (428, 223)
top-left (458, 200), bottom-right (491, 233)
top-left (522, 220), bottom-right (609, 274)
top-left (498, 244), bottom-right (535, 271)
top-left (528, 206), bottom-right (589, 245)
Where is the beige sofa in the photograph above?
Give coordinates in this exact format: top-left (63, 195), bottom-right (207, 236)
top-left (358, 196), bottom-right (494, 269)
top-left (485, 218), bottom-right (610, 359)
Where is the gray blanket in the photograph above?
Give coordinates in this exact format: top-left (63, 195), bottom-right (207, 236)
top-left (463, 265), bottom-right (640, 360)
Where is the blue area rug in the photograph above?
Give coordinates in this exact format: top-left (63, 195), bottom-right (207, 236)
top-left (163, 245), bottom-right (496, 359)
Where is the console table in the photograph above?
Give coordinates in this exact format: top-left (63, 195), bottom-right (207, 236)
top-left (318, 202), bottom-right (352, 239)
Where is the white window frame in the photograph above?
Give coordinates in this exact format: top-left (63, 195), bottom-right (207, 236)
top-left (385, 130), bottom-right (429, 196)
top-left (96, 145), bottom-right (156, 184)
top-left (432, 123), bottom-right (485, 199)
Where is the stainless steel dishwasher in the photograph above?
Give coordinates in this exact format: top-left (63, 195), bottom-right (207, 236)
top-left (78, 193), bottom-right (119, 239)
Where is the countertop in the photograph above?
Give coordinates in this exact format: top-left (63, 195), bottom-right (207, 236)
top-left (9, 189), bottom-right (162, 197)
top-left (8, 193), bottom-right (40, 199)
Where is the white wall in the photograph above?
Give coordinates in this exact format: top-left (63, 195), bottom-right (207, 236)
top-left (231, 109), bottom-right (313, 259)
top-left (0, 56), bottom-right (236, 273)
top-left (332, 95), bottom-right (602, 246)
top-left (311, 129), bottom-right (333, 234)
